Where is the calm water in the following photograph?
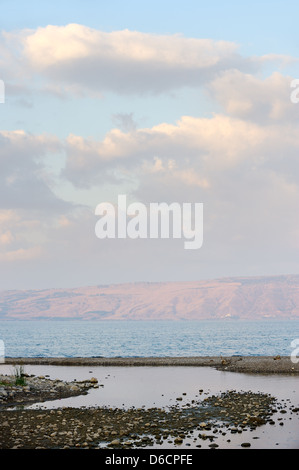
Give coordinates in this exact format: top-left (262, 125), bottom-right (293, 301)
top-left (0, 320), bottom-right (299, 358)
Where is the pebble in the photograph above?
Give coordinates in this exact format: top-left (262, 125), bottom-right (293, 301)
top-left (174, 437), bottom-right (183, 444)
top-left (109, 440), bottom-right (120, 446)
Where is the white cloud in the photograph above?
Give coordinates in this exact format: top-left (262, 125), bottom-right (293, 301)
top-left (3, 25), bottom-right (258, 96)
top-left (63, 113), bottom-right (299, 189)
top-left (207, 70), bottom-right (299, 122)
top-left (21, 25), bottom-right (238, 68)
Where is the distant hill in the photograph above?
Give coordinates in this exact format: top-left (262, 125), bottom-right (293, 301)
top-left (0, 275), bottom-right (299, 320)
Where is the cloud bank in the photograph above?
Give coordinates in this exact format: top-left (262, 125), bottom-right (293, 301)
top-left (1, 24), bottom-right (298, 288)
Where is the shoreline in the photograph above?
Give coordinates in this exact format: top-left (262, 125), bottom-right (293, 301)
top-left (3, 355), bottom-right (299, 375)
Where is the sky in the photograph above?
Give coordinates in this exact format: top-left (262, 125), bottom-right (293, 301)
top-left (0, 0), bottom-right (298, 290)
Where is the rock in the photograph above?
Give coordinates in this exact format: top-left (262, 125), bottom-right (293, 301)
top-left (174, 437), bottom-right (183, 444)
top-left (241, 442), bottom-right (251, 447)
top-left (55, 382), bottom-right (65, 389)
top-left (109, 439), bottom-right (120, 446)
top-left (230, 427), bottom-right (238, 433)
top-left (123, 440), bottom-right (133, 446)
top-left (248, 417), bottom-right (266, 425)
top-left (90, 377), bottom-right (98, 384)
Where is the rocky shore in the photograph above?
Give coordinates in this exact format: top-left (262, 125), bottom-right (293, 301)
top-left (0, 371), bottom-right (99, 408)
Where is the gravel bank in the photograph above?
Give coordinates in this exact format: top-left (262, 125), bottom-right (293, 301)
top-left (3, 355), bottom-right (299, 374)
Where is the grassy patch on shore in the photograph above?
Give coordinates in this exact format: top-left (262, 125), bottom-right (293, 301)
top-left (12, 365), bottom-right (27, 386)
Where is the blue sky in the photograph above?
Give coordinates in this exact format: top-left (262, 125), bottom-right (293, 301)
top-left (2, 0), bottom-right (298, 54)
top-left (0, 1), bottom-right (294, 35)
top-left (0, 1), bottom-right (298, 289)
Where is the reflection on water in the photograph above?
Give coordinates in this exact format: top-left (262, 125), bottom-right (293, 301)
top-left (1, 364), bottom-right (299, 449)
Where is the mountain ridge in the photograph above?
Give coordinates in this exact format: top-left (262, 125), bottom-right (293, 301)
top-left (0, 274), bottom-right (299, 320)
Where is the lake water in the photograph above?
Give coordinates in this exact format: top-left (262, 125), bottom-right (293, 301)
top-left (0, 319), bottom-right (299, 358)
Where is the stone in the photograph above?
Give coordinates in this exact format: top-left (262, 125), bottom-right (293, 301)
top-left (109, 439), bottom-right (120, 446)
top-left (174, 437), bottom-right (183, 444)
top-left (123, 440), bottom-right (133, 446)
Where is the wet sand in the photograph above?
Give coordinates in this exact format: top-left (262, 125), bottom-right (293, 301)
top-left (4, 355), bottom-right (299, 375)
